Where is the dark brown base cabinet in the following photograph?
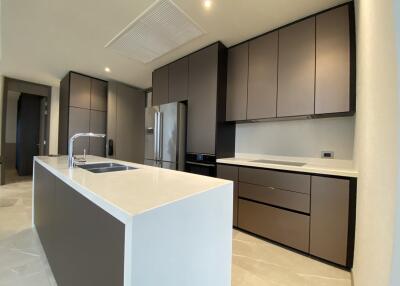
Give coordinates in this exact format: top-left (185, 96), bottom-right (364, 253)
top-left (217, 164), bottom-right (356, 268)
top-left (34, 163), bottom-right (125, 286)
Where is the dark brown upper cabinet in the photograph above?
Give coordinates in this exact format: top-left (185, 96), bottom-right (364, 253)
top-left (226, 42), bottom-right (248, 121)
top-left (168, 57), bottom-right (189, 102)
top-left (247, 31), bottom-right (278, 120)
top-left (277, 17), bottom-right (315, 117)
top-left (91, 79), bottom-right (107, 111)
top-left (69, 73), bottom-right (91, 109)
top-left (152, 66), bottom-right (169, 106)
top-left (187, 44), bottom-right (219, 155)
top-left (224, 4), bottom-right (355, 122)
top-left (315, 5), bottom-right (351, 114)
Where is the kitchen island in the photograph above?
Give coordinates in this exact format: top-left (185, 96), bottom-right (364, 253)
top-left (33, 156), bottom-right (233, 286)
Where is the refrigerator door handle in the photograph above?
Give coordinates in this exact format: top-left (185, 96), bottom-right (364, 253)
top-left (158, 112), bottom-right (163, 162)
top-left (154, 112), bottom-right (159, 162)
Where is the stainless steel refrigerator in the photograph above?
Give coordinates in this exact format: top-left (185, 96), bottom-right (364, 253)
top-left (144, 101), bottom-right (186, 170)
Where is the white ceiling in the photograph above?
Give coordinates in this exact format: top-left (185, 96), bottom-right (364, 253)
top-left (0, 0), bottom-right (349, 89)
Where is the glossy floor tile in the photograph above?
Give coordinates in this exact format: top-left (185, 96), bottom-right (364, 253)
top-left (0, 180), bottom-right (352, 286)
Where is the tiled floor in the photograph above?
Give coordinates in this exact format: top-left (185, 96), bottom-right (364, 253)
top-left (0, 180), bottom-right (352, 286)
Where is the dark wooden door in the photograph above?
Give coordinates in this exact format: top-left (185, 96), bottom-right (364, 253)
top-left (226, 42), bottom-right (248, 121)
top-left (248, 31), bottom-right (278, 119)
top-left (90, 79), bottom-right (107, 111)
top-left (187, 44), bottom-right (219, 155)
top-left (69, 73), bottom-right (91, 109)
top-left (277, 17), bottom-right (315, 117)
top-left (152, 66), bottom-right (169, 106)
top-left (89, 110), bottom-right (106, 157)
top-left (16, 94), bottom-right (42, 176)
top-left (168, 57), bottom-right (189, 102)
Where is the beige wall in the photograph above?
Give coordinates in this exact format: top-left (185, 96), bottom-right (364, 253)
top-left (0, 75), bottom-right (3, 155)
top-left (49, 86), bottom-right (59, 155)
top-left (236, 116), bottom-right (355, 159)
top-left (353, 0), bottom-right (399, 285)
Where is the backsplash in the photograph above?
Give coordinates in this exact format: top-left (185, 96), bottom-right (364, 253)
top-left (235, 116), bottom-right (355, 160)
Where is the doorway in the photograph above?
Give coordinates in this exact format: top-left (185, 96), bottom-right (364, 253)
top-left (1, 78), bottom-right (51, 185)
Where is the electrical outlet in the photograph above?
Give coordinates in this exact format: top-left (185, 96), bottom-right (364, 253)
top-left (321, 151), bottom-right (334, 159)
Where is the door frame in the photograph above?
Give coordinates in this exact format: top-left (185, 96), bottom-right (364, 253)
top-left (1, 77), bottom-right (52, 185)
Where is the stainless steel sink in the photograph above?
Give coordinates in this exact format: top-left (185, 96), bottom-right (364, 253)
top-left (78, 163), bottom-right (137, 173)
top-left (250, 159), bottom-right (306, 167)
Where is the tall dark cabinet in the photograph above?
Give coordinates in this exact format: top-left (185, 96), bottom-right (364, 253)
top-left (187, 42), bottom-right (235, 157)
top-left (58, 72), bottom-right (107, 156)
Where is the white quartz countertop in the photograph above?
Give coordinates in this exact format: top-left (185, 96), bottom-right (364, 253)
top-left (216, 153), bottom-right (358, 178)
top-left (34, 156), bottom-right (232, 223)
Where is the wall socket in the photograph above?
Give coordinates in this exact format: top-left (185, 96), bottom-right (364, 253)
top-left (321, 151), bottom-right (334, 159)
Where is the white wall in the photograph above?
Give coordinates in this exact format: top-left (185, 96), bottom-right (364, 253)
top-left (5, 91), bottom-right (19, 143)
top-left (353, 0), bottom-right (399, 285)
top-left (49, 86), bottom-right (59, 155)
top-left (235, 116), bottom-right (355, 159)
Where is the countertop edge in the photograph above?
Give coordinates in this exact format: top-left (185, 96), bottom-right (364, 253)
top-left (216, 158), bottom-right (358, 178)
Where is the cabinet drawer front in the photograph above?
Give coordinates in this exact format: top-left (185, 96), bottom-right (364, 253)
top-left (239, 182), bottom-right (310, 213)
top-left (238, 199), bottom-right (310, 252)
top-left (217, 164), bottom-right (238, 181)
top-left (239, 167), bottom-right (310, 194)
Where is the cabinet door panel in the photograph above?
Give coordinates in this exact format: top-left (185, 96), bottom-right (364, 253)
top-left (90, 79), bottom-right (107, 111)
top-left (310, 176), bottom-right (349, 266)
top-left (152, 66), bottom-right (169, 106)
top-left (226, 43), bottom-right (248, 121)
top-left (248, 32), bottom-right (278, 119)
top-left (217, 164), bottom-right (239, 226)
top-left (169, 57), bottom-right (188, 102)
top-left (187, 44), bottom-right (218, 155)
top-left (69, 73), bottom-right (91, 109)
top-left (68, 107), bottom-right (90, 155)
top-left (89, 110), bottom-right (106, 157)
top-left (238, 199), bottom-right (310, 252)
top-left (315, 6), bottom-right (350, 114)
top-left (277, 18), bottom-right (315, 117)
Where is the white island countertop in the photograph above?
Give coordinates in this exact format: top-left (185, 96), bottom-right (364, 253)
top-left (35, 155), bottom-right (232, 223)
top-left (217, 153), bottom-right (358, 178)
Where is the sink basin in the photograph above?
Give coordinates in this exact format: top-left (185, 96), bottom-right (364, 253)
top-left (250, 159), bottom-right (306, 167)
top-left (78, 162), bottom-right (137, 173)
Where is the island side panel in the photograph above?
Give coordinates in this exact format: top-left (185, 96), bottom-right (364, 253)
top-left (33, 161), bottom-right (125, 286)
top-left (129, 183), bottom-right (233, 286)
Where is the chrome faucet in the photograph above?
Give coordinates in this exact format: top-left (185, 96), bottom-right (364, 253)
top-left (68, 133), bottom-right (106, 168)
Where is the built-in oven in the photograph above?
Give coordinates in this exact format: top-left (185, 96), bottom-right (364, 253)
top-left (185, 153), bottom-right (216, 177)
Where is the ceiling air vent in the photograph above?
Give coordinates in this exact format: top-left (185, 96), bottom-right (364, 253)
top-left (105, 0), bottom-right (205, 63)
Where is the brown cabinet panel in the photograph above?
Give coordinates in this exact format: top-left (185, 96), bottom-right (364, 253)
top-left (152, 66), bottom-right (169, 106)
top-left (226, 42), bottom-right (249, 121)
top-left (187, 44), bottom-right (218, 155)
top-left (90, 79), bottom-right (107, 111)
top-left (310, 176), bottom-right (350, 266)
top-left (89, 110), bottom-right (106, 157)
top-left (315, 6), bottom-right (350, 114)
top-left (217, 164), bottom-right (239, 226)
top-left (277, 17), bottom-right (315, 117)
top-left (68, 107), bottom-right (90, 155)
top-left (239, 167), bottom-right (311, 194)
top-left (169, 57), bottom-right (189, 102)
top-left (248, 32), bottom-right (278, 119)
top-left (239, 182), bottom-right (310, 213)
top-left (69, 73), bottom-right (91, 109)
top-left (238, 199), bottom-right (310, 252)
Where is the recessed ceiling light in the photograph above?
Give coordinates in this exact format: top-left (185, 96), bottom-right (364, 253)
top-left (203, 0), bottom-right (212, 9)
top-left (105, 67), bottom-right (111, 73)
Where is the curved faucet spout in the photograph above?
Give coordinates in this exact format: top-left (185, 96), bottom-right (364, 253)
top-left (68, 133), bottom-right (106, 168)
